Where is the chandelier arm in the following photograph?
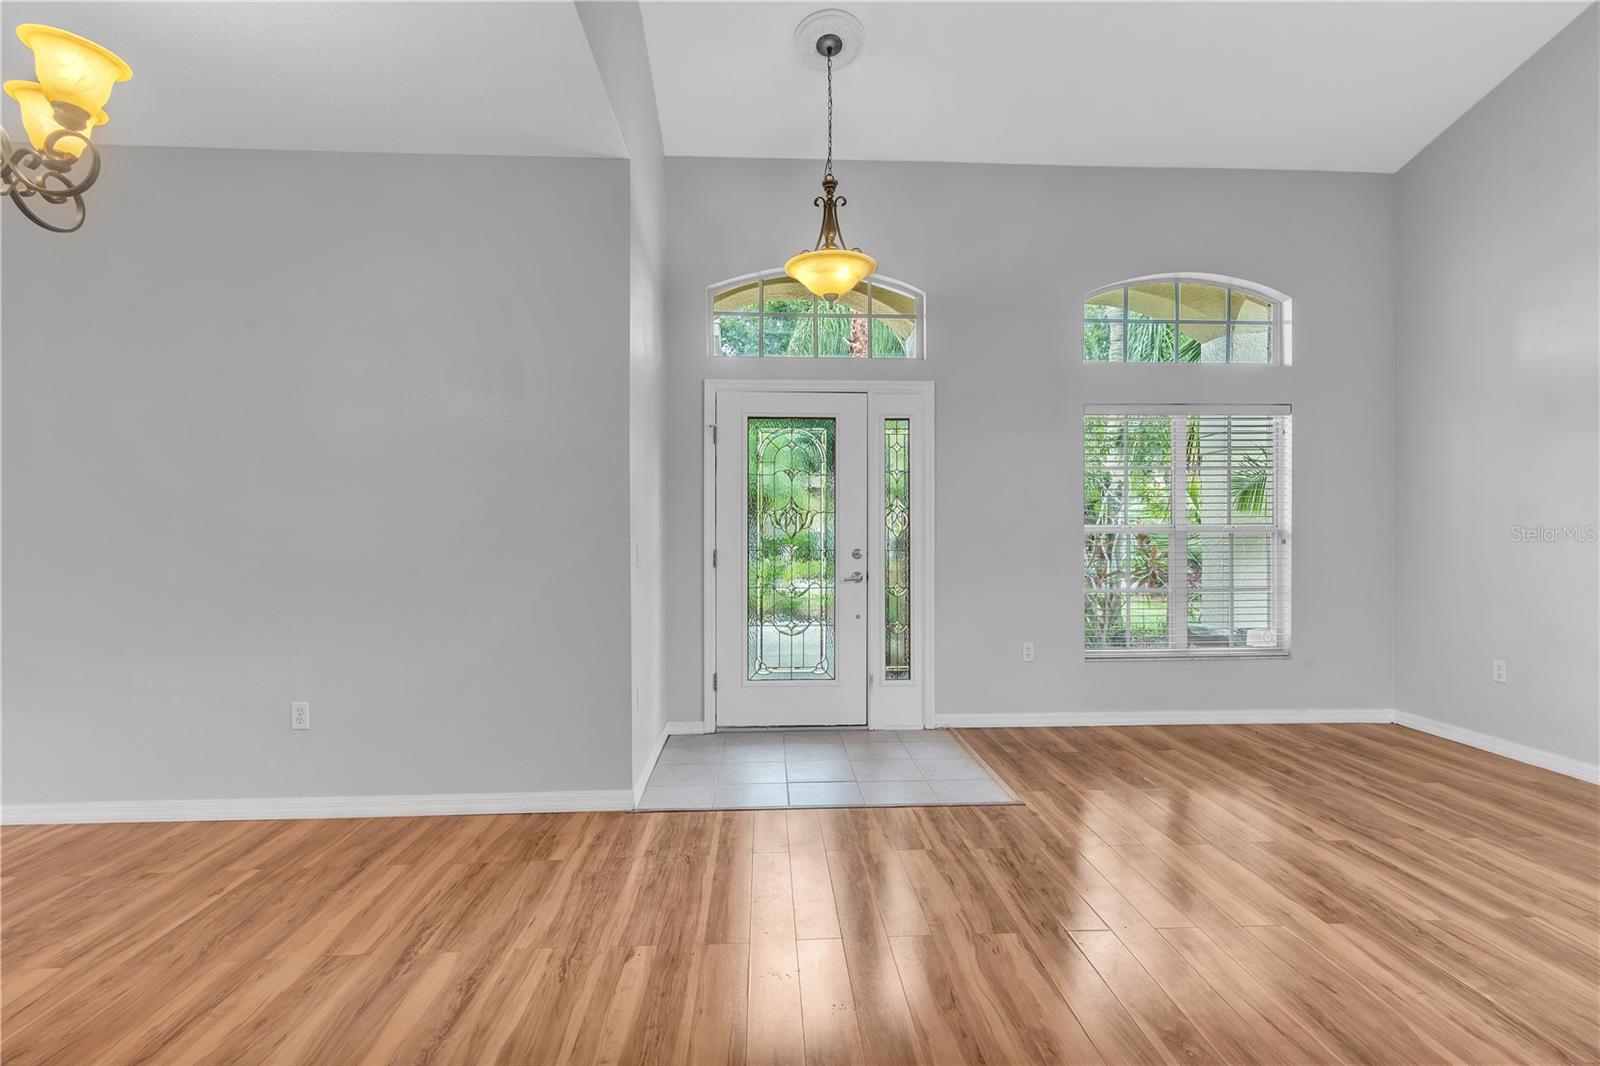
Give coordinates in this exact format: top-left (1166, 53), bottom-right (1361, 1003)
top-left (44, 130), bottom-right (101, 195)
top-left (1, 131), bottom-right (100, 200)
top-left (8, 177), bottom-right (85, 233)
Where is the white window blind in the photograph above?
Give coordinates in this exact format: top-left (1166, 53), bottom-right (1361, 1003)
top-left (1084, 407), bottom-right (1291, 657)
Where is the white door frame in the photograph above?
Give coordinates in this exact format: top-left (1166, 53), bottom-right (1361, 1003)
top-left (704, 378), bottom-right (936, 733)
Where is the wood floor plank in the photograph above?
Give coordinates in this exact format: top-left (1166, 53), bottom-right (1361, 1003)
top-left (3, 723), bottom-right (1595, 1066)
top-left (747, 850), bottom-right (804, 1066)
top-left (796, 938), bottom-right (867, 1066)
top-left (1071, 927), bottom-right (1227, 1066)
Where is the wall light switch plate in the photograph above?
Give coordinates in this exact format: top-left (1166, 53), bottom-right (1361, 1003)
top-left (291, 701), bottom-right (311, 730)
top-left (1021, 642), bottom-right (1035, 663)
top-left (1491, 660), bottom-right (1507, 684)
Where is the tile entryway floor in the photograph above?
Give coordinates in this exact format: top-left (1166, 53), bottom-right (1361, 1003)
top-left (636, 729), bottom-right (1017, 810)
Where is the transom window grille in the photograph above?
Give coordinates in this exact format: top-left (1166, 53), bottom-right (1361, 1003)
top-left (1084, 407), bottom-right (1291, 657)
top-left (1084, 275), bottom-right (1287, 364)
top-left (711, 272), bottom-right (923, 358)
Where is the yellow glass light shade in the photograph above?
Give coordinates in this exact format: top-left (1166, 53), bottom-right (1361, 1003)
top-left (785, 248), bottom-right (876, 303)
top-left (16, 24), bottom-right (132, 115)
top-left (4, 80), bottom-right (106, 157)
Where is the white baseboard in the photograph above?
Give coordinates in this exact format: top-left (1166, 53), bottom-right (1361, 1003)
top-left (1393, 712), bottom-right (1600, 784)
top-left (934, 708), bottom-right (1395, 729)
top-left (1, 789), bottom-right (635, 826)
top-left (666, 719), bottom-right (710, 735)
top-left (633, 726), bottom-right (673, 807)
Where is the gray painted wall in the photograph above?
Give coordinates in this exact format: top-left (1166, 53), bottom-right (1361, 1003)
top-left (2, 147), bottom-right (633, 803)
top-left (1395, 6), bottom-right (1600, 766)
top-left (577, 2), bottom-right (671, 786)
top-left (663, 159), bottom-right (1398, 724)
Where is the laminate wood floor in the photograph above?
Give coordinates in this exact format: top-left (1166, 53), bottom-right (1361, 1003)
top-left (3, 723), bottom-right (1597, 1065)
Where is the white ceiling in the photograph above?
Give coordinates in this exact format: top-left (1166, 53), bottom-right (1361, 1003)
top-left (0, 2), bottom-right (626, 157)
top-left (641, 1), bottom-right (1590, 173)
top-left (0, 2), bottom-right (1586, 171)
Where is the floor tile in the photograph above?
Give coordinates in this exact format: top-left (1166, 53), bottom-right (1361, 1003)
top-left (668, 733), bottom-right (726, 749)
top-left (721, 740), bottom-right (788, 762)
top-left (850, 758), bottom-right (923, 781)
top-left (713, 782), bottom-right (790, 809)
top-left (718, 761), bottom-right (787, 784)
top-left (639, 729), bottom-right (1013, 812)
top-left (785, 760), bottom-right (855, 782)
top-left (856, 730), bottom-right (913, 743)
top-left (845, 741), bottom-right (911, 761)
top-left (637, 784), bottom-right (716, 810)
top-left (859, 780), bottom-right (939, 805)
top-left (784, 742), bottom-right (847, 760)
top-left (656, 736), bottom-right (726, 764)
top-left (898, 734), bottom-right (964, 754)
top-left (648, 762), bottom-right (722, 786)
top-left (788, 782), bottom-right (866, 807)
top-left (723, 731), bottom-right (786, 745)
top-left (929, 778), bottom-right (1012, 804)
top-left (913, 756), bottom-right (991, 781)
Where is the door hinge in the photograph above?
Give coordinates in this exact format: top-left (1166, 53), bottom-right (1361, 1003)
top-left (712, 548), bottom-right (718, 568)
top-left (710, 423), bottom-right (718, 444)
top-left (712, 672), bottom-right (718, 692)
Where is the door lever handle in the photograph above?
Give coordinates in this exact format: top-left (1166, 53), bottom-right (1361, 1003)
top-left (841, 571), bottom-right (865, 584)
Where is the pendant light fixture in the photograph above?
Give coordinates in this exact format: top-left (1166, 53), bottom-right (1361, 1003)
top-left (2, 24), bottom-right (133, 233)
top-left (785, 13), bottom-right (875, 303)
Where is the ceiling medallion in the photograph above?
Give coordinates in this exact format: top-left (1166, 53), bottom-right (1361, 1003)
top-left (784, 11), bottom-right (876, 304)
top-left (2, 24), bottom-right (132, 233)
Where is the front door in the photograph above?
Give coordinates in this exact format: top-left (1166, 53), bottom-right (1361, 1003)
top-left (715, 391), bottom-right (869, 727)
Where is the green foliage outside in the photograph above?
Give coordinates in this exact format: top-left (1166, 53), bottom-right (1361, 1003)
top-left (717, 297), bottom-right (913, 358)
top-left (1085, 309), bottom-right (1206, 363)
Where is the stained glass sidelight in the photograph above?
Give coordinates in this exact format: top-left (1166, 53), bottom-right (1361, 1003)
top-left (884, 419), bottom-right (912, 680)
top-left (747, 418), bottom-right (837, 681)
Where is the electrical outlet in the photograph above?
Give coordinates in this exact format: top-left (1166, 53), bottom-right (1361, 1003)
top-left (291, 701), bottom-right (311, 730)
top-left (1491, 660), bottom-right (1507, 684)
top-left (1021, 642), bottom-right (1035, 663)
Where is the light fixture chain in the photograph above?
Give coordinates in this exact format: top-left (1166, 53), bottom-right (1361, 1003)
top-left (824, 51), bottom-right (834, 181)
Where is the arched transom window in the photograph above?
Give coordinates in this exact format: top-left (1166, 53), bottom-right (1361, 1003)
top-left (1084, 275), bottom-right (1289, 364)
top-left (710, 272), bottom-right (924, 359)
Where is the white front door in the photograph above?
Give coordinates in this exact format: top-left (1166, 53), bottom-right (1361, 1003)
top-left (715, 391), bottom-right (869, 727)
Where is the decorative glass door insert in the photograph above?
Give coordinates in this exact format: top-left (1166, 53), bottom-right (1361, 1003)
top-left (747, 417), bottom-right (837, 681)
top-left (716, 392), bottom-right (868, 727)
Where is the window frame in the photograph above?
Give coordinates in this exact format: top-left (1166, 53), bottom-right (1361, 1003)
top-left (1083, 272), bottom-right (1292, 366)
top-left (707, 270), bottom-right (927, 361)
top-left (1083, 403), bottom-right (1293, 661)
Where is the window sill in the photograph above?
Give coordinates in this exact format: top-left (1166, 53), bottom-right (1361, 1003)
top-left (1086, 649), bottom-right (1292, 662)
